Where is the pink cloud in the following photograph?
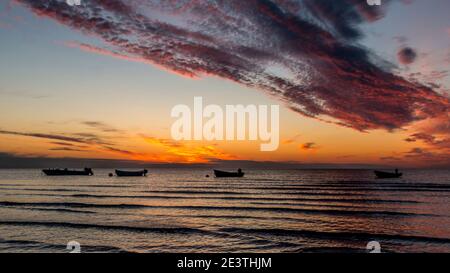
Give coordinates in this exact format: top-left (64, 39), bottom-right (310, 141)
top-left (15, 0), bottom-right (449, 134)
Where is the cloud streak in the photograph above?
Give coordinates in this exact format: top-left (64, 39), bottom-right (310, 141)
top-left (81, 121), bottom-right (122, 133)
top-left (0, 129), bottom-right (95, 144)
top-left (301, 142), bottom-right (317, 150)
top-left (0, 128), bottom-right (142, 158)
top-left (15, 0), bottom-right (449, 133)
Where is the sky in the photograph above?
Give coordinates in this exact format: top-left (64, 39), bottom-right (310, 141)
top-left (0, 0), bottom-right (449, 168)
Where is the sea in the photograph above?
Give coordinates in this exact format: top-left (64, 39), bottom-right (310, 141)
top-left (0, 168), bottom-right (449, 253)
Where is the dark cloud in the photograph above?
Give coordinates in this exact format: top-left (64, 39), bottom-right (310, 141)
top-left (70, 132), bottom-right (113, 145)
top-left (102, 146), bottom-right (143, 157)
top-left (0, 129), bottom-right (139, 157)
top-left (49, 141), bottom-right (90, 151)
top-left (0, 152), bottom-right (148, 168)
top-left (405, 132), bottom-right (450, 149)
top-left (15, 0), bottom-right (449, 132)
top-left (410, 133), bottom-right (436, 144)
top-left (380, 156), bottom-right (402, 161)
top-left (49, 141), bottom-right (78, 147)
top-left (399, 146), bottom-right (450, 167)
top-left (406, 147), bottom-right (426, 155)
top-left (301, 142), bottom-right (317, 150)
top-left (0, 129), bottom-right (93, 144)
top-left (82, 121), bottom-right (122, 133)
top-left (49, 147), bottom-right (88, 152)
top-left (397, 47), bottom-right (417, 65)
top-left (0, 129), bottom-right (117, 147)
top-left (304, 0), bottom-right (388, 39)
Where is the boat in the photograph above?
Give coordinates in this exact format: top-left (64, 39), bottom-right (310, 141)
top-left (115, 169), bottom-right (148, 177)
top-left (42, 168), bottom-right (94, 176)
top-left (374, 170), bottom-right (402, 179)
top-left (214, 169), bottom-right (244, 178)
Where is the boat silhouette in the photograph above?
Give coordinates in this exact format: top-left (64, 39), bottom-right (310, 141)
top-left (42, 168), bottom-right (94, 176)
top-left (374, 170), bottom-right (402, 179)
top-left (115, 169), bottom-right (148, 177)
top-left (214, 169), bottom-right (244, 178)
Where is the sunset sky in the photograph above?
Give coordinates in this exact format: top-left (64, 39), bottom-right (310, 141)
top-left (0, 0), bottom-right (449, 168)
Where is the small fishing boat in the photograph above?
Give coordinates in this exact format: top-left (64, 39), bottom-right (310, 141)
top-left (42, 168), bottom-right (94, 176)
top-left (374, 170), bottom-right (402, 179)
top-left (214, 169), bottom-right (244, 178)
top-left (115, 169), bottom-right (148, 177)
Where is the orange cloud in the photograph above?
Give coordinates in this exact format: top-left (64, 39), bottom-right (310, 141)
top-left (142, 136), bottom-right (236, 163)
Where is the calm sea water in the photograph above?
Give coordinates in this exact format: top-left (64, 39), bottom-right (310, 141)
top-left (0, 168), bottom-right (449, 253)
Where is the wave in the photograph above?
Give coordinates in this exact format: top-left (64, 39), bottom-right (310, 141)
top-left (0, 184), bottom-right (132, 188)
top-left (16, 207), bottom-right (96, 214)
top-left (0, 237), bottom-right (130, 253)
top-left (0, 201), bottom-right (434, 217)
top-left (0, 220), bottom-right (211, 235)
top-left (0, 192), bottom-right (421, 204)
top-left (70, 193), bottom-right (182, 199)
top-left (0, 201), bottom-right (147, 209)
top-left (247, 201), bottom-right (386, 210)
top-left (168, 184), bottom-right (450, 192)
top-left (215, 186), bottom-right (450, 193)
top-left (1, 187), bottom-right (387, 197)
top-left (0, 187), bottom-right (90, 193)
top-left (333, 181), bottom-right (450, 189)
top-left (143, 190), bottom-right (249, 195)
top-left (143, 189), bottom-right (370, 197)
top-left (219, 227), bottom-right (450, 244)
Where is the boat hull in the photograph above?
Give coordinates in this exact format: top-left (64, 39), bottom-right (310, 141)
top-left (214, 170), bottom-right (244, 178)
top-left (42, 169), bottom-right (93, 176)
top-left (374, 171), bottom-right (402, 179)
top-left (115, 170), bottom-right (148, 177)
